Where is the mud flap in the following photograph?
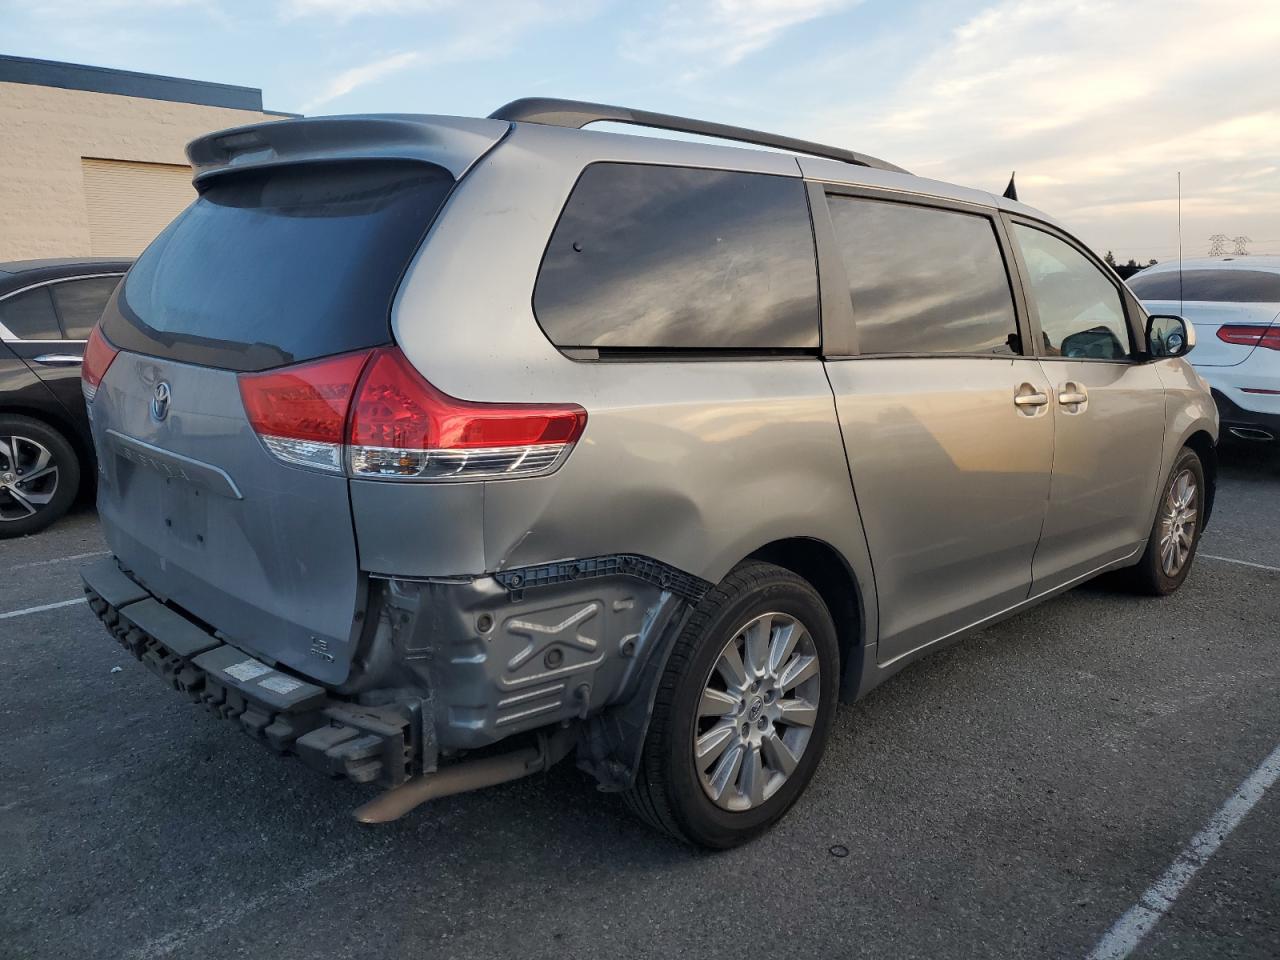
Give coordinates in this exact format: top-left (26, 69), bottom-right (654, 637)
top-left (575, 601), bottom-right (697, 791)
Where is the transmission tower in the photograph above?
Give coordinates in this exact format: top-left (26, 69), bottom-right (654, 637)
top-left (1231, 236), bottom-right (1252, 255)
top-left (1207, 233), bottom-right (1229, 256)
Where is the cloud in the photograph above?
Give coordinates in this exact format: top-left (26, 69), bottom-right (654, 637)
top-left (22, 0), bottom-right (199, 9)
top-left (806, 0), bottom-right (1280, 258)
top-left (280, 0), bottom-right (455, 20)
top-left (628, 0), bottom-right (863, 76)
top-left (295, 0), bottom-right (598, 112)
top-left (300, 50), bottom-right (421, 111)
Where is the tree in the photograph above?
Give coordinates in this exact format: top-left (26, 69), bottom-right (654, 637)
top-left (1104, 250), bottom-right (1117, 267)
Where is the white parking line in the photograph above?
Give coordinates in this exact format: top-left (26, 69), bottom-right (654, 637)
top-left (1086, 741), bottom-right (1280, 960)
top-left (9, 549), bottom-right (109, 571)
top-left (1200, 553), bottom-right (1280, 574)
top-left (0, 597), bottom-right (87, 620)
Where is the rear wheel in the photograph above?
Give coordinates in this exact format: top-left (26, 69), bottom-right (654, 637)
top-left (1125, 446), bottom-right (1204, 595)
top-left (624, 561), bottom-right (839, 848)
top-left (0, 415), bottom-right (80, 539)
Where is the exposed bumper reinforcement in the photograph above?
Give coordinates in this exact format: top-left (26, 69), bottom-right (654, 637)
top-left (82, 557), bottom-right (420, 789)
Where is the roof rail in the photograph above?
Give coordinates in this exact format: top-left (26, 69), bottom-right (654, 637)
top-left (489, 98), bottom-right (908, 175)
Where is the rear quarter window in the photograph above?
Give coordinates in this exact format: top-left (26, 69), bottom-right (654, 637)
top-left (533, 162), bottom-right (819, 352)
top-left (0, 287), bottom-right (61, 340)
top-left (51, 276), bottom-right (122, 339)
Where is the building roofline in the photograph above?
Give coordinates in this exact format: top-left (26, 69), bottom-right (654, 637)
top-left (0, 53), bottom-right (292, 114)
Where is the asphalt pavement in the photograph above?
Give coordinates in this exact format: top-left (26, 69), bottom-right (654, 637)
top-left (2, 443), bottom-right (1277, 960)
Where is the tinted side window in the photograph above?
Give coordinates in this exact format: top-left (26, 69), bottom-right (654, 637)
top-left (51, 277), bottom-right (122, 339)
top-left (0, 287), bottom-right (61, 340)
top-left (1128, 269), bottom-right (1280, 303)
top-left (1013, 225), bottom-right (1131, 361)
top-left (534, 163), bottom-right (818, 350)
top-left (826, 196), bottom-right (1018, 356)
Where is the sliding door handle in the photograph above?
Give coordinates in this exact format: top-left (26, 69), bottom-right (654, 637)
top-left (1058, 382), bottom-right (1089, 412)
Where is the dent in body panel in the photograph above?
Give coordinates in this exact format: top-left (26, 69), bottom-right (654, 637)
top-left (393, 122), bottom-right (875, 588)
top-left (481, 380), bottom-right (868, 588)
top-left (350, 478), bottom-right (486, 576)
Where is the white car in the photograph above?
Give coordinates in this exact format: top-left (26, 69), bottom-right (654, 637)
top-left (1129, 256), bottom-right (1280, 441)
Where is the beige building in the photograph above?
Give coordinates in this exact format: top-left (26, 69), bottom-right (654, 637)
top-left (0, 55), bottom-right (290, 261)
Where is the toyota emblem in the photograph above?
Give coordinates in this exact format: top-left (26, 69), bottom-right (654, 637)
top-left (150, 381), bottom-right (171, 422)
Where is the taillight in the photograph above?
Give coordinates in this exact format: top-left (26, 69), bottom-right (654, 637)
top-left (81, 324), bottom-right (119, 402)
top-left (1217, 325), bottom-right (1280, 350)
top-left (347, 347), bottom-right (587, 481)
top-left (238, 346), bottom-right (587, 481)
top-left (238, 351), bottom-right (371, 473)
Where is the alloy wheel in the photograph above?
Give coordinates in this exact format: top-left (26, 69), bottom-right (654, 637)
top-left (0, 435), bottom-right (60, 523)
top-left (1158, 468), bottom-right (1198, 577)
top-left (693, 611), bottom-right (821, 812)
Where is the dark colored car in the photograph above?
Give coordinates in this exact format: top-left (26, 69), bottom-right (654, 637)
top-left (0, 257), bottom-right (131, 537)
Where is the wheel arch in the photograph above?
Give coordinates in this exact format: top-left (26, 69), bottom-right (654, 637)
top-left (745, 536), bottom-right (867, 699)
top-left (1182, 429), bottom-right (1217, 528)
top-left (578, 536), bottom-right (871, 792)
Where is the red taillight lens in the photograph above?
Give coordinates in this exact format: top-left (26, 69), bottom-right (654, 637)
top-left (81, 324), bottom-right (120, 402)
top-left (237, 350), bottom-right (371, 472)
top-left (238, 346), bottom-right (587, 481)
top-left (1217, 325), bottom-right (1280, 350)
top-left (347, 347), bottom-right (587, 480)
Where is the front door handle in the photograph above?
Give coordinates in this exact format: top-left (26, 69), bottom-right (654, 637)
top-left (1014, 392), bottom-right (1049, 407)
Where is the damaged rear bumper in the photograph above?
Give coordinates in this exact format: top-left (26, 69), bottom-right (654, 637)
top-left (82, 558), bottom-right (422, 788)
top-left (82, 553), bottom-right (709, 796)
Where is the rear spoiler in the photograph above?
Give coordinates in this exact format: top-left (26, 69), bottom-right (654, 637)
top-left (185, 114), bottom-right (510, 186)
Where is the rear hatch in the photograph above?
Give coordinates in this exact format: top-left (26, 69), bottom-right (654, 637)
top-left (1140, 299), bottom-right (1280, 367)
top-left (88, 115), bottom-right (506, 686)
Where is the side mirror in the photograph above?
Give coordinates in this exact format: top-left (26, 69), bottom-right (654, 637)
top-left (1147, 314), bottom-right (1195, 358)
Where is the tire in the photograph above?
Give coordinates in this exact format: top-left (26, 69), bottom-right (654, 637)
top-left (0, 414), bottom-right (81, 539)
top-left (1124, 446), bottom-right (1205, 596)
top-left (624, 561), bottom-right (840, 848)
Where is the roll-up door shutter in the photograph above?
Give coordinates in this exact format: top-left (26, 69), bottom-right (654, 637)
top-left (80, 158), bottom-right (195, 256)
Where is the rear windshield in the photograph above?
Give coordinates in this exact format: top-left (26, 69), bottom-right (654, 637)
top-left (106, 160), bottom-right (453, 371)
top-left (1128, 268), bottom-right (1280, 303)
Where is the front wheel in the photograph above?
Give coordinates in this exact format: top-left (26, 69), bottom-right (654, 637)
top-left (624, 561), bottom-right (840, 848)
top-left (0, 415), bottom-right (81, 539)
top-left (1125, 446), bottom-right (1205, 595)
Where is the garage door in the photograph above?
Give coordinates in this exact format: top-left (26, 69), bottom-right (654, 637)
top-left (80, 158), bottom-right (195, 257)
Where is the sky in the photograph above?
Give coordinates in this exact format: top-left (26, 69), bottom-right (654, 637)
top-left (4, 0), bottom-right (1278, 263)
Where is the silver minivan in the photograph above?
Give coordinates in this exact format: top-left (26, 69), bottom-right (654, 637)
top-left (81, 99), bottom-right (1217, 848)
